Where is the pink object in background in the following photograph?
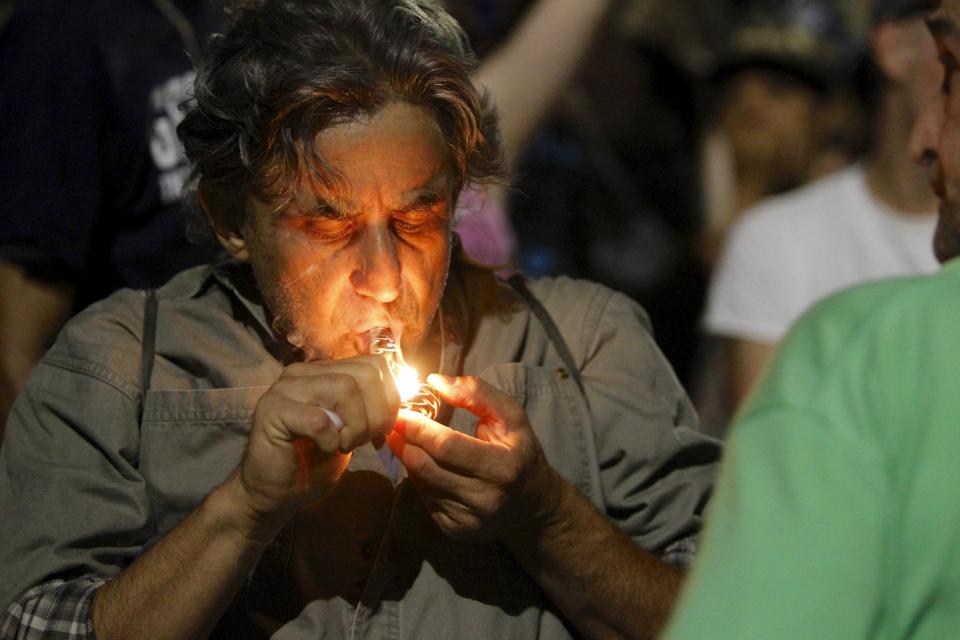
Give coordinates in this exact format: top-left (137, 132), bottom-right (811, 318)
top-left (454, 184), bottom-right (518, 271)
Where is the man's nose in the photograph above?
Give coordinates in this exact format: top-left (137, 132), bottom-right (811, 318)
top-left (351, 225), bottom-right (401, 303)
top-left (909, 92), bottom-right (945, 166)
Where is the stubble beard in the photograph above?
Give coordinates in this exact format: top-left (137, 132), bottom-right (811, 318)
top-left (267, 279), bottom-right (444, 363)
top-left (934, 199), bottom-right (960, 263)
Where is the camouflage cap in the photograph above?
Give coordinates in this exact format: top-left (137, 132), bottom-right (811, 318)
top-left (712, 1), bottom-right (858, 92)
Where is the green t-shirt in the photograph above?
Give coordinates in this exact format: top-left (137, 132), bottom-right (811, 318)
top-left (665, 258), bottom-right (960, 638)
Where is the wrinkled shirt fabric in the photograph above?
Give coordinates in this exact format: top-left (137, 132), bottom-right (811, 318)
top-left (0, 257), bottom-right (719, 639)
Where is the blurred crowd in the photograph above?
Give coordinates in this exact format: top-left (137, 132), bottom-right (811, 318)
top-left (0, 0), bottom-right (934, 439)
top-left (447, 0), bottom-right (942, 437)
top-left (0, 0), bottom-right (940, 423)
top-left (0, 0), bottom-right (920, 436)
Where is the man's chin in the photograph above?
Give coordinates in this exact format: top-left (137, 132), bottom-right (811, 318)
top-left (934, 201), bottom-right (960, 263)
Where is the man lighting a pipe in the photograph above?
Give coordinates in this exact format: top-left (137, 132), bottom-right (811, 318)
top-left (0, 2), bottom-right (719, 638)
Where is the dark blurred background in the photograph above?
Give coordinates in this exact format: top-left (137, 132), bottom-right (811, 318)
top-left (0, 0), bottom-right (889, 431)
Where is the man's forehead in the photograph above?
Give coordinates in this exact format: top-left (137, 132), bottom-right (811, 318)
top-left (284, 164), bottom-right (453, 210)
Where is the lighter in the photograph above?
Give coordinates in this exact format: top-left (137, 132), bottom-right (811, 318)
top-left (368, 327), bottom-right (440, 420)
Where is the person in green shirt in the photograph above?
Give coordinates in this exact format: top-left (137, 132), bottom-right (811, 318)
top-left (664, 0), bottom-right (960, 636)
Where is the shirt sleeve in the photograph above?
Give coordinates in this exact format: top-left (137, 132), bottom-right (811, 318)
top-left (0, 323), bottom-right (154, 612)
top-left (703, 204), bottom-right (802, 344)
top-left (662, 411), bottom-right (886, 638)
top-left (581, 288), bottom-right (722, 562)
top-left (1, 577), bottom-right (105, 640)
top-left (662, 302), bottom-right (889, 638)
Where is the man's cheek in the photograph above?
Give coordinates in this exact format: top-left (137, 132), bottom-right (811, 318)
top-left (944, 141), bottom-right (960, 195)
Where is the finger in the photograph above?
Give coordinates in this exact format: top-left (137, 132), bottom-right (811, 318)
top-left (275, 411), bottom-right (350, 493)
top-left (258, 394), bottom-right (342, 455)
top-left (285, 355), bottom-right (401, 418)
top-left (273, 373), bottom-right (369, 446)
top-left (422, 500), bottom-right (484, 541)
top-left (281, 359), bottom-right (399, 444)
top-left (327, 355), bottom-right (402, 428)
top-left (394, 409), bottom-right (499, 477)
top-left (385, 429), bottom-right (405, 459)
top-left (292, 438), bottom-right (351, 490)
top-left (366, 354), bottom-right (402, 415)
top-left (404, 455), bottom-right (499, 541)
top-left (425, 374), bottom-right (523, 428)
top-left (273, 370), bottom-right (382, 450)
top-left (392, 435), bottom-right (476, 497)
top-left (326, 374), bottom-right (382, 452)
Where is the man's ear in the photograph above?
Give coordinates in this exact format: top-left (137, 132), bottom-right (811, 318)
top-left (873, 20), bottom-right (919, 82)
top-left (198, 182), bottom-right (249, 261)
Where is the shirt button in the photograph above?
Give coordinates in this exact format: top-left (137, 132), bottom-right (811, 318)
top-left (556, 367), bottom-right (570, 380)
top-left (361, 543), bottom-right (375, 561)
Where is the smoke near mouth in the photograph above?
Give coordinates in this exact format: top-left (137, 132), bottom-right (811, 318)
top-left (269, 278), bottom-right (423, 362)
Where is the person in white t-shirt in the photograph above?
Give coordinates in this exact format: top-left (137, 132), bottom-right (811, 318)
top-left (700, 0), bottom-right (941, 434)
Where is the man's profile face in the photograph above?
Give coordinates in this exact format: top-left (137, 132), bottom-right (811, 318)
top-left (240, 101), bottom-right (457, 361)
top-left (913, 0), bottom-right (960, 261)
top-left (896, 16), bottom-right (942, 123)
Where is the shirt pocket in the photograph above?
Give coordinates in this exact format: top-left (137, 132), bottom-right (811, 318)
top-left (140, 386), bottom-right (268, 534)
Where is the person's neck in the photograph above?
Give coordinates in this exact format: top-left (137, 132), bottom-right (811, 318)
top-left (865, 91), bottom-right (938, 216)
top-left (732, 160), bottom-right (782, 217)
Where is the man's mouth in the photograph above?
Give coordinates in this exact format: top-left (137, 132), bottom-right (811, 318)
top-left (353, 321), bottom-right (403, 354)
top-left (352, 331), bottom-right (378, 355)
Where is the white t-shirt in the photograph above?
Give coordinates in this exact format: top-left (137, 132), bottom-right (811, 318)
top-left (704, 164), bottom-right (939, 343)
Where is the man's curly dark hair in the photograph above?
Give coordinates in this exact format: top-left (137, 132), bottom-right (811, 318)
top-left (178, 0), bottom-right (504, 233)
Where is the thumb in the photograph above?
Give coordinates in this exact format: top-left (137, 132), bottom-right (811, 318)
top-left (426, 374), bottom-right (521, 425)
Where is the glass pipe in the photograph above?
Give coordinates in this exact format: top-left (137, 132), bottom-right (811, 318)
top-left (367, 327), bottom-right (440, 420)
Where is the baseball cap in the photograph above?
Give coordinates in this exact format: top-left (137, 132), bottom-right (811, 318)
top-left (712, 1), bottom-right (859, 92)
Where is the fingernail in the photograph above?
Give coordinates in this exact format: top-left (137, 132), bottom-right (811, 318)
top-left (385, 430), bottom-right (405, 457)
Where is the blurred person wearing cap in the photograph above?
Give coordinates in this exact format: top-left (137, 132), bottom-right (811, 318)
top-left (700, 0), bottom-right (941, 431)
top-left (699, 1), bottom-right (861, 267)
top-left (663, 0), bottom-right (960, 636)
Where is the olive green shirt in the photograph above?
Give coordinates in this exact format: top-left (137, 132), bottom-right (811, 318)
top-left (0, 259), bottom-right (718, 638)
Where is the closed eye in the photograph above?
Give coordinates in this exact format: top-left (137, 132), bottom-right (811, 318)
top-left (393, 211), bottom-right (437, 232)
top-left (393, 194), bottom-right (448, 233)
top-left (302, 201), bottom-right (346, 220)
top-left (282, 201), bottom-right (357, 240)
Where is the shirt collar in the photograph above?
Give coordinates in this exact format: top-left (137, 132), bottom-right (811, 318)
top-left (199, 258), bottom-right (297, 361)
